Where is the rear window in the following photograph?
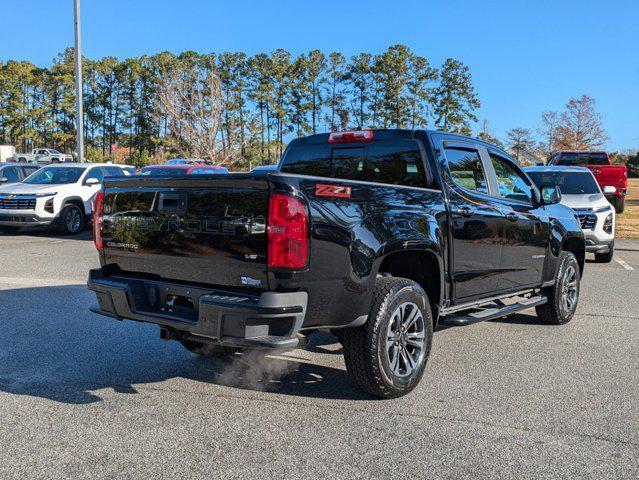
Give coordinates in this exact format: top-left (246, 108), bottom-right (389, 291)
top-left (555, 153), bottom-right (608, 166)
top-left (280, 140), bottom-right (427, 187)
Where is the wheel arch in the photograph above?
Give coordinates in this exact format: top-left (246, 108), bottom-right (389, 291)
top-left (375, 248), bottom-right (444, 323)
top-left (561, 236), bottom-right (585, 274)
top-left (61, 196), bottom-right (87, 215)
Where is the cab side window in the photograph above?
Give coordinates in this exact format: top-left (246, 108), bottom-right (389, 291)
top-left (489, 153), bottom-right (533, 203)
top-left (444, 147), bottom-right (488, 194)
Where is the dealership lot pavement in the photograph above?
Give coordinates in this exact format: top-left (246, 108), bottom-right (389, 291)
top-left (0, 230), bottom-right (637, 479)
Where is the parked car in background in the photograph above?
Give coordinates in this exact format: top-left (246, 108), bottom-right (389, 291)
top-left (166, 158), bottom-right (212, 165)
top-left (166, 158), bottom-right (189, 165)
top-left (0, 163), bottom-right (128, 235)
top-left (526, 166), bottom-right (615, 263)
top-left (0, 163), bottom-right (40, 185)
top-left (547, 150), bottom-right (627, 213)
top-left (10, 148), bottom-right (75, 165)
top-left (137, 164), bottom-right (228, 175)
top-left (89, 129), bottom-right (585, 398)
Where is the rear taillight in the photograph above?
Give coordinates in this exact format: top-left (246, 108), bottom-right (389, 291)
top-left (92, 191), bottom-right (104, 251)
top-left (328, 130), bottom-right (373, 143)
top-left (267, 193), bottom-right (308, 269)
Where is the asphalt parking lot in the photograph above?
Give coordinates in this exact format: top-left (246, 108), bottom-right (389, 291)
top-left (0, 229), bottom-right (637, 479)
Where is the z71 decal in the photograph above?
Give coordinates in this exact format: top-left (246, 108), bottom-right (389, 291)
top-left (315, 184), bottom-right (352, 198)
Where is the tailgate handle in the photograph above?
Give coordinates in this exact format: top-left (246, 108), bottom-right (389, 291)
top-left (158, 192), bottom-right (188, 214)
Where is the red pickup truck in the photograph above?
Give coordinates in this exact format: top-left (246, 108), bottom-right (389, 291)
top-left (548, 151), bottom-right (628, 213)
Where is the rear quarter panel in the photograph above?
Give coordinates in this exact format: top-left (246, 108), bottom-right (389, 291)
top-left (268, 173), bottom-right (447, 328)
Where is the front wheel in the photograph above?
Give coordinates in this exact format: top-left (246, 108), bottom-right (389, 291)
top-left (341, 277), bottom-right (433, 398)
top-left (59, 204), bottom-right (85, 235)
top-left (536, 251), bottom-right (580, 325)
top-left (179, 339), bottom-right (238, 358)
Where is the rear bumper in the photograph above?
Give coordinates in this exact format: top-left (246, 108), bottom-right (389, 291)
top-left (87, 269), bottom-right (307, 350)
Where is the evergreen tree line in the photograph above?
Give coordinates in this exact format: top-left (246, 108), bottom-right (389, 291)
top-left (0, 45), bottom-right (479, 168)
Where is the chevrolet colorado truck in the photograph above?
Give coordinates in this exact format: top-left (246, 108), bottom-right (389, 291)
top-left (547, 150), bottom-right (628, 213)
top-left (88, 130), bottom-right (585, 398)
top-left (11, 148), bottom-right (75, 165)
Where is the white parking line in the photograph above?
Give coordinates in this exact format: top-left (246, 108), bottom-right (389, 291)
top-left (615, 258), bottom-right (634, 271)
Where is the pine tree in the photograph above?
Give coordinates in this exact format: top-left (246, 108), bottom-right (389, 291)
top-left (433, 58), bottom-right (480, 135)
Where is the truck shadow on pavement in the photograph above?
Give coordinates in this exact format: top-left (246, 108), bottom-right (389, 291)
top-left (3, 227), bottom-right (93, 241)
top-left (0, 285), bottom-right (375, 404)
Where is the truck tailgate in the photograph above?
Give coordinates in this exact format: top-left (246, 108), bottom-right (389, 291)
top-left (588, 165), bottom-right (627, 188)
top-left (100, 174), bottom-right (269, 291)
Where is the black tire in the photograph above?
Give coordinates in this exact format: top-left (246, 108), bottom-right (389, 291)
top-left (536, 251), bottom-right (580, 325)
top-left (594, 245), bottom-right (614, 263)
top-left (341, 276), bottom-right (433, 399)
top-left (18, 157), bottom-right (26, 163)
top-left (614, 197), bottom-right (625, 214)
top-left (58, 204), bottom-right (85, 235)
top-left (0, 226), bottom-right (21, 234)
top-left (179, 339), bottom-right (238, 358)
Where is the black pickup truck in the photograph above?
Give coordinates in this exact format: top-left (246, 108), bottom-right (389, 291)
top-left (88, 129), bottom-right (585, 398)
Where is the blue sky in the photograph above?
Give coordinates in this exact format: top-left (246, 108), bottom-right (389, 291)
top-left (2, 0), bottom-right (638, 150)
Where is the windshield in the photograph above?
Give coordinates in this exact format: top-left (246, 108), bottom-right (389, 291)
top-left (527, 171), bottom-right (600, 195)
top-left (24, 166), bottom-right (86, 185)
top-left (138, 167), bottom-right (188, 176)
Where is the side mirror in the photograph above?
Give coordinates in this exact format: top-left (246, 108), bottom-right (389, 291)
top-left (0, 177), bottom-right (7, 184)
top-left (540, 185), bottom-right (562, 205)
top-left (602, 185), bottom-right (616, 194)
top-left (84, 177), bottom-right (100, 186)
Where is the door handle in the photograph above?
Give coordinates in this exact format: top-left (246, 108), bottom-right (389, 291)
top-left (456, 207), bottom-right (473, 218)
top-left (505, 212), bottom-right (518, 222)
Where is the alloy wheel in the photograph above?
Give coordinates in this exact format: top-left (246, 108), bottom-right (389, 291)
top-left (385, 301), bottom-right (426, 378)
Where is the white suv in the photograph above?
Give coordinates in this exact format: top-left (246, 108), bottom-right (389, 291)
top-left (525, 166), bottom-right (615, 262)
top-left (0, 163), bottom-right (128, 235)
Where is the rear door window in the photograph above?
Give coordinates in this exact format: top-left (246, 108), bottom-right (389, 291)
top-left (444, 147), bottom-right (488, 194)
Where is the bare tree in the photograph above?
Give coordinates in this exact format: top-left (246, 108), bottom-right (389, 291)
top-left (157, 56), bottom-right (248, 165)
top-left (476, 119), bottom-right (503, 148)
top-left (555, 95), bottom-right (607, 149)
top-left (506, 127), bottom-right (536, 163)
top-left (538, 110), bottom-right (560, 156)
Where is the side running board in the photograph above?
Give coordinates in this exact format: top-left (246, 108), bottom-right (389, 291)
top-left (440, 295), bottom-right (547, 326)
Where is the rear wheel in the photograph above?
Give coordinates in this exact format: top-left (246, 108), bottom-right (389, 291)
top-left (0, 226), bottom-right (21, 234)
top-left (594, 245), bottom-right (614, 263)
top-left (536, 251), bottom-right (580, 325)
top-left (59, 204), bottom-right (84, 235)
top-left (341, 276), bottom-right (433, 398)
top-left (614, 197), bottom-right (625, 214)
top-left (179, 339), bottom-right (238, 358)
